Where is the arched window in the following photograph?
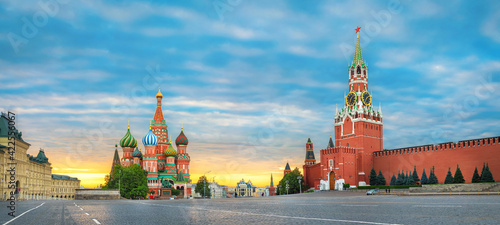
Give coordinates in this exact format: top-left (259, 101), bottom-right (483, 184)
top-left (351, 70), bottom-right (354, 75)
top-left (364, 70), bottom-right (366, 75)
top-left (357, 66), bottom-right (361, 74)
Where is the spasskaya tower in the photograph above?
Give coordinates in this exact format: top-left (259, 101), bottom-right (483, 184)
top-left (333, 26), bottom-right (383, 186)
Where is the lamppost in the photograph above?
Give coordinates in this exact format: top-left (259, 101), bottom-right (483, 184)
top-left (277, 185), bottom-right (281, 195)
top-left (203, 171), bottom-right (211, 199)
top-left (297, 176), bottom-right (302, 193)
top-left (285, 180), bottom-right (289, 195)
top-left (119, 170), bottom-right (121, 195)
top-left (203, 177), bottom-right (206, 199)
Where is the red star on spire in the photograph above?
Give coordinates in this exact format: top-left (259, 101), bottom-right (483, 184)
top-left (355, 26), bottom-right (361, 33)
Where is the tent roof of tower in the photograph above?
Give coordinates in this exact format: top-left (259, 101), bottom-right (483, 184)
top-left (305, 150), bottom-right (315, 161)
top-left (113, 148), bottom-right (120, 162)
top-left (352, 27), bottom-right (365, 67)
top-left (285, 162), bottom-right (291, 171)
top-left (328, 136), bottom-right (334, 148)
top-left (307, 136), bottom-right (312, 143)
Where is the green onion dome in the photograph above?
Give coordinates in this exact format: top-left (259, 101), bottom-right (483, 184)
top-left (175, 127), bottom-right (189, 146)
top-left (120, 124), bottom-right (138, 148)
top-left (164, 141), bottom-right (177, 157)
top-left (132, 147), bottom-right (142, 158)
top-left (142, 126), bottom-right (158, 146)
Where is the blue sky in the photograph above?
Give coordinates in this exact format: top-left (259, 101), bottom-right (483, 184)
top-left (1, 0), bottom-right (499, 187)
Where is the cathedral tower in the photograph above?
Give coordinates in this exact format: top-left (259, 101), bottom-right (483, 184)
top-left (151, 88), bottom-right (169, 169)
top-left (175, 127), bottom-right (191, 179)
top-left (120, 124), bottom-right (137, 167)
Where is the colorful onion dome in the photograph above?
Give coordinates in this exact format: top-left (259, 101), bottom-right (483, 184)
top-left (120, 124), bottom-right (138, 148)
top-left (175, 127), bottom-right (189, 146)
top-left (156, 87), bottom-right (163, 98)
top-left (132, 147), bottom-right (142, 158)
top-left (142, 126), bottom-right (158, 146)
top-left (164, 141), bottom-right (177, 157)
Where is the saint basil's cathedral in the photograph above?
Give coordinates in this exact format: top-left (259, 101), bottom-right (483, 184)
top-left (112, 88), bottom-right (192, 197)
top-left (302, 27), bottom-right (500, 190)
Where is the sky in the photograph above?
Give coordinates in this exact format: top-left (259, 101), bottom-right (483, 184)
top-left (1, 0), bottom-right (499, 188)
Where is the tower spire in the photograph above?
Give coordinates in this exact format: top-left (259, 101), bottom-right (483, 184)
top-left (353, 26), bottom-right (363, 66)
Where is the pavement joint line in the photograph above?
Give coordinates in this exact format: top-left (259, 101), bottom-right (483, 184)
top-left (412, 205), bottom-right (463, 208)
top-left (342, 205), bottom-right (379, 207)
top-left (92, 219), bottom-right (101, 224)
top-left (139, 202), bottom-right (401, 225)
top-left (2, 202), bottom-right (45, 225)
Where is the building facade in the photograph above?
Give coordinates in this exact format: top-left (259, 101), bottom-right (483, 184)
top-left (235, 179), bottom-right (255, 197)
top-left (114, 88), bottom-right (192, 198)
top-left (303, 27), bottom-right (500, 190)
top-left (0, 112), bottom-right (80, 200)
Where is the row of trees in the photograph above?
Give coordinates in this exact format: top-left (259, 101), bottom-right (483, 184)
top-left (374, 163), bottom-right (495, 186)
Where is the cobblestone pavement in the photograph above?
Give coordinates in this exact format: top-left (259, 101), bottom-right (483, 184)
top-left (2, 191), bottom-right (500, 225)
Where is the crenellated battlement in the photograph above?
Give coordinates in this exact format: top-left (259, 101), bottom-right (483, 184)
top-left (321, 146), bottom-right (357, 155)
top-left (374, 136), bottom-right (500, 157)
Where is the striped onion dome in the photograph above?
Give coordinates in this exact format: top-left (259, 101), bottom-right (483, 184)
top-left (164, 141), bottom-right (177, 157)
top-left (120, 125), bottom-right (138, 148)
top-left (175, 127), bottom-right (189, 146)
top-left (132, 147), bottom-right (142, 158)
top-left (142, 127), bottom-right (158, 146)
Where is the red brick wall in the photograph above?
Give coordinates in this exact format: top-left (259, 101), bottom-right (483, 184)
top-left (303, 163), bottom-right (321, 190)
top-left (373, 137), bottom-right (500, 184)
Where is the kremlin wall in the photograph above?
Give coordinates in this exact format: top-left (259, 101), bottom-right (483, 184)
top-left (302, 27), bottom-right (500, 190)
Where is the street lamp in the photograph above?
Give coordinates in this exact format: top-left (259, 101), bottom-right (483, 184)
top-left (203, 177), bottom-right (206, 199)
top-left (203, 171), bottom-right (211, 199)
top-left (297, 176), bottom-right (302, 193)
top-left (285, 180), bottom-right (289, 195)
top-left (119, 170), bottom-right (121, 195)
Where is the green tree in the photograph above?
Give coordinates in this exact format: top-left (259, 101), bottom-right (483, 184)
top-left (278, 168), bottom-right (307, 194)
top-left (369, 168), bottom-right (377, 185)
top-left (412, 166), bottom-right (420, 183)
top-left (421, 169), bottom-right (428, 185)
top-left (444, 168), bottom-right (454, 184)
top-left (376, 170), bottom-right (386, 185)
top-left (471, 167), bottom-right (481, 183)
top-left (407, 171), bottom-right (415, 185)
top-left (481, 163), bottom-right (495, 183)
top-left (453, 165), bottom-right (465, 183)
top-left (428, 166), bottom-right (438, 184)
top-left (171, 188), bottom-right (181, 196)
top-left (103, 164), bottom-right (149, 199)
top-left (402, 171), bottom-right (407, 185)
top-left (395, 171), bottom-right (404, 185)
top-left (390, 174), bottom-right (396, 185)
top-left (195, 175), bottom-right (211, 198)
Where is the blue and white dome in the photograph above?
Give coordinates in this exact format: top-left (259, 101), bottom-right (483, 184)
top-left (142, 127), bottom-right (158, 146)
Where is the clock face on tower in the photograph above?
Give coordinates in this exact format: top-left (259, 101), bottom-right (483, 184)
top-left (362, 91), bottom-right (371, 106)
top-left (346, 92), bottom-right (356, 106)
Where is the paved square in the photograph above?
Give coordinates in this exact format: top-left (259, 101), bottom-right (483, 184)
top-left (2, 192), bottom-right (500, 225)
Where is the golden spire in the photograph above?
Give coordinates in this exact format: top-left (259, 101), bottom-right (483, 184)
top-left (128, 119), bottom-right (130, 129)
top-left (156, 87), bottom-right (163, 98)
top-left (181, 122), bottom-right (183, 131)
